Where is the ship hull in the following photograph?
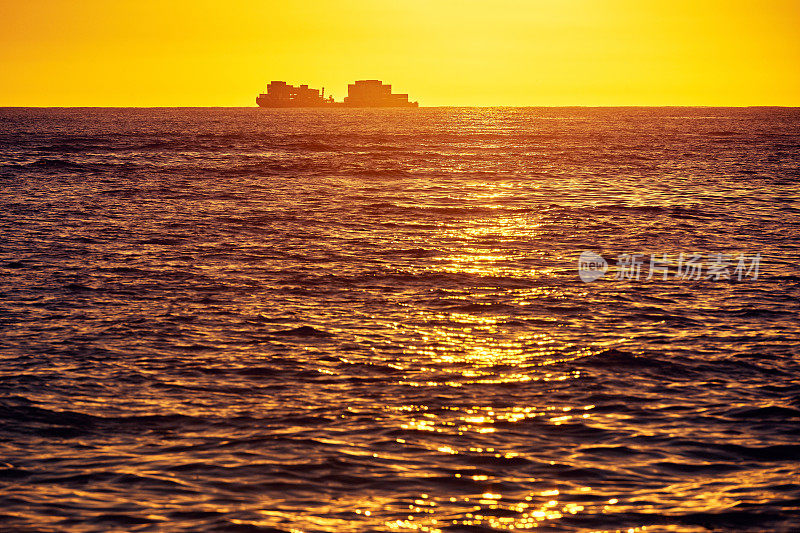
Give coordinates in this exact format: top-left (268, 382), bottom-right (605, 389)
top-left (256, 98), bottom-right (418, 108)
top-left (256, 96), bottom-right (330, 108)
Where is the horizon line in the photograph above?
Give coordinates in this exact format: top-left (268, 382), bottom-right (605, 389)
top-left (2, 105), bottom-right (800, 109)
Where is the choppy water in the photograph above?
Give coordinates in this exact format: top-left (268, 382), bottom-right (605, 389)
top-left (1, 107), bottom-right (799, 532)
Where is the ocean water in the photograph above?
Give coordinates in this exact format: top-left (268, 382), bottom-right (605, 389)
top-left (1, 107), bottom-right (799, 532)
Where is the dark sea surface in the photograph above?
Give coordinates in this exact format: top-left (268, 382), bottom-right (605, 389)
top-left (1, 107), bottom-right (799, 532)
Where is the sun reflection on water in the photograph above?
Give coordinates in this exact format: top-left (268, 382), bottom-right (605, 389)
top-left (372, 486), bottom-right (602, 532)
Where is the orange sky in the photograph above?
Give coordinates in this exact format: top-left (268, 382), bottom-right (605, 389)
top-left (1, 0), bottom-right (798, 106)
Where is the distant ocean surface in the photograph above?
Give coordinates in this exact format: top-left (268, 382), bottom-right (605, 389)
top-left (1, 107), bottom-right (799, 532)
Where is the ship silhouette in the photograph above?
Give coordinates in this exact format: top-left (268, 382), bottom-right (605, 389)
top-left (257, 80), bottom-right (418, 108)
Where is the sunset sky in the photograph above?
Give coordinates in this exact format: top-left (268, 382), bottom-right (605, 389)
top-left (1, 0), bottom-right (799, 106)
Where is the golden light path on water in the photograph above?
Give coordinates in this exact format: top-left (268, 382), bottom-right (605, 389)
top-left (318, 203), bottom-right (620, 531)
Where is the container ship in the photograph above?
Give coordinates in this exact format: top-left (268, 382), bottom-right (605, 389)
top-left (256, 80), bottom-right (418, 108)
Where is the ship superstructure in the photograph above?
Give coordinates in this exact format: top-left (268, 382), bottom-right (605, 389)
top-left (255, 81), bottom-right (332, 107)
